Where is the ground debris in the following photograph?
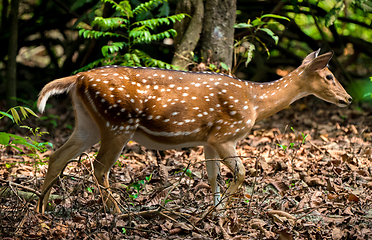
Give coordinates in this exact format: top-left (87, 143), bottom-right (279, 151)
top-left (1, 101), bottom-right (372, 239)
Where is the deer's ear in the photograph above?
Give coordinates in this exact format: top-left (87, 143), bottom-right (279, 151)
top-left (306, 51), bottom-right (333, 71)
top-left (301, 49), bottom-right (321, 65)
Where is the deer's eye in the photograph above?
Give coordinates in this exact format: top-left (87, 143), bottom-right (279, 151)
top-left (326, 75), bottom-right (333, 80)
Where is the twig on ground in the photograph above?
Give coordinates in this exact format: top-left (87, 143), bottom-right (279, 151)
top-left (0, 179), bottom-right (41, 197)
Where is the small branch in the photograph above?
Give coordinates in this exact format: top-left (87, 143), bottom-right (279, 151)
top-left (0, 179), bottom-right (41, 197)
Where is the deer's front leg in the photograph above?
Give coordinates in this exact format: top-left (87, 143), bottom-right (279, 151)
top-left (209, 142), bottom-right (245, 206)
top-left (204, 146), bottom-right (222, 207)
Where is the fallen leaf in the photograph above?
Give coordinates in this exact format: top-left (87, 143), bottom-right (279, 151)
top-left (347, 193), bottom-right (359, 202)
top-left (331, 227), bottom-right (344, 240)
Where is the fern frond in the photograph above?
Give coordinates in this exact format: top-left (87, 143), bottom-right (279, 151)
top-left (130, 26), bottom-right (151, 43)
top-left (102, 42), bottom-right (126, 57)
top-left (135, 14), bottom-right (187, 30)
top-left (150, 29), bottom-right (177, 41)
top-left (133, 0), bottom-right (166, 15)
top-left (79, 29), bottom-right (124, 39)
top-left (102, 0), bottom-right (133, 17)
top-left (121, 53), bottom-right (141, 66)
top-left (92, 17), bottom-right (128, 29)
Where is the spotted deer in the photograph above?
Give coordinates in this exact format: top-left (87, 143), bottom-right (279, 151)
top-left (36, 49), bottom-right (352, 213)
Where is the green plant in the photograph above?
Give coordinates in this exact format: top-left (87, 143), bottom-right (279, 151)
top-left (233, 14), bottom-right (290, 71)
top-left (207, 62), bottom-right (230, 73)
top-left (20, 126), bottom-right (53, 154)
top-left (0, 107), bottom-right (51, 154)
top-left (77, 0), bottom-right (187, 72)
top-left (127, 173), bottom-right (152, 199)
top-left (1, 107), bottom-right (53, 185)
top-left (87, 186), bottom-right (93, 193)
top-left (175, 168), bottom-right (193, 178)
top-left (277, 127), bottom-right (308, 179)
top-left (0, 106), bottom-right (38, 125)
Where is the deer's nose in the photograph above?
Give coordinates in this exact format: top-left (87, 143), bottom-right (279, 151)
top-left (348, 96), bottom-right (353, 103)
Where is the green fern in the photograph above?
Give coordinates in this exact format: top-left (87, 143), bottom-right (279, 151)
top-left (76, 0), bottom-right (187, 72)
top-left (133, 0), bottom-right (165, 15)
top-left (79, 29), bottom-right (124, 39)
top-left (91, 17), bottom-right (128, 29)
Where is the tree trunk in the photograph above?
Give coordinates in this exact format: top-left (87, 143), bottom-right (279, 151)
top-left (6, 0), bottom-right (19, 108)
top-left (201, 0), bottom-right (236, 69)
top-left (172, 0), bottom-right (204, 70)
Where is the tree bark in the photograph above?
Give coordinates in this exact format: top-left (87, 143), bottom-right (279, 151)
top-left (201, 0), bottom-right (237, 69)
top-left (6, 0), bottom-right (19, 108)
top-left (172, 0), bottom-right (204, 70)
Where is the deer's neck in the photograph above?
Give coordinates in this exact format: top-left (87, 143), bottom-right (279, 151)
top-left (250, 71), bottom-right (309, 122)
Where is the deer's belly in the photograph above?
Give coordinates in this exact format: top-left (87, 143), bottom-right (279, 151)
top-left (132, 129), bottom-right (206, 150)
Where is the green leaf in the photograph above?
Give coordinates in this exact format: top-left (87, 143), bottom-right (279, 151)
top-left (183, 168), bottom-right (193, 178)
top-left (78, 29), bottom-right (124, 39)
top-left (87, 187), bottom-right (93, 193)
top-left (101, 42), bottom-right (125, 57)
top-left (135, 14), bottom-right (186, 30)
top-left (145, 173), bottom-right (152, 182)
top-left (289, 142), bottom-right (295, 149)
top-left (220, 62), bottom-right (229, 71)
top-left (251, 19), bottom-right (264, 27)
top-left (46, 142), bottom-right (54, 148)
top-left (0, 132), bottom-right (10, 145)
top-left (0, 111), bottom-right (14, 122)
top-left (259, 28), bottom-right (279, 44)
top-left (6, 133), bottom-right (29, 141)
top-left (234, 23), bottom-right (253, 28)
top-left (19, 107), bottom-right (28, 120)
top-left (325, 1), bottom-right (345, 27)
top-left (277, 144), bottom-right (287, 151)
top-left (9, 145), bottom-right (23, 152)
top-left (133, 0), bottom-right (165, 15)
top-left (132, 54), bottom-right (140, 64)
top-left (24, 107), bottom-right (38, 118)
top-left (10, 108), bottom-right (20, 125)
top-left (301, 133), bottom-right (308, 144)
top-left (245, 42), bottom-right (255, 66)
top-left (129, 193), bottom-right (138, 199)
top-left (261, 14), bottom-right (290, 21)
top-left (163, 199), bottom-right (173, 204)
top-left (92, 17), bottom-right (127, 29)
top-left (102, 0), bottom-right (133, 17)
top-left (12, 140), bottom-right (39, 150)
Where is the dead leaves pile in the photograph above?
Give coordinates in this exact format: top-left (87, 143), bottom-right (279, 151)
top-left (1, 101), bottom-right (372, 239)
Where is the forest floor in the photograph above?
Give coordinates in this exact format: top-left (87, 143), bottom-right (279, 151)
top-left (1, 97), bottom-right (372, 239)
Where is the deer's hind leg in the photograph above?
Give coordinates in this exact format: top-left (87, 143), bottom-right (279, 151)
top-left (36, 99), bottom-right (100, 213)
top-left (93, 126), bottom-right (135, 213)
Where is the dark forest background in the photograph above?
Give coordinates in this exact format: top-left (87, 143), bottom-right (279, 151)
top-left (0, 0), bottom-right (371, 113)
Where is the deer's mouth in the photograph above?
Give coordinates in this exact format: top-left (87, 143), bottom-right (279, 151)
top-left (337, 97), bottom-right (352, 107)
